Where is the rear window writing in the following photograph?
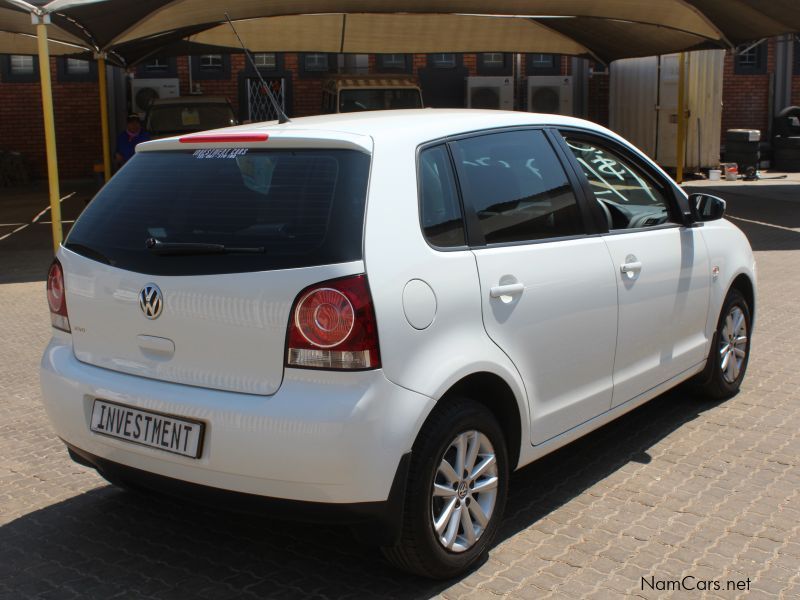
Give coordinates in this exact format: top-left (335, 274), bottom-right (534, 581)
top-left (66, 149), bottom-right (371, 276)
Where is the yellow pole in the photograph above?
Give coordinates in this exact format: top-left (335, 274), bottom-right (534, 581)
top-left (36, 18), bottom-right (62, 252)
top-left (676, 52), bottom-right (687, 184)
top-left (97, 54), bottom-right (112, 182)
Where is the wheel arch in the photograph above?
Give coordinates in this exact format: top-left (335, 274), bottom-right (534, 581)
top-left (730, 272), bottom-right (755, 323)
top-left (425, 371), bottom-right (523, 471)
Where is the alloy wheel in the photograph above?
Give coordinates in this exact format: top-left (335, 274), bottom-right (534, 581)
top-left (719, 306), bottom-right (748, 383)
top-left (431, 430), bottom-right (499, 553)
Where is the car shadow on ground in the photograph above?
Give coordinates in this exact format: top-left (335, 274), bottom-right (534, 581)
top-left (1, 387), bottom-right (725, 599)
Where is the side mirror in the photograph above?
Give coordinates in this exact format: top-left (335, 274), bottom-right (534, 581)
top-left (689, 193), bottom-right (726, 222)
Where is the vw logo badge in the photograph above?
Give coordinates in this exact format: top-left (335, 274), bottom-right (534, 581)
top-left (139, 284), bottom-right (163, 319)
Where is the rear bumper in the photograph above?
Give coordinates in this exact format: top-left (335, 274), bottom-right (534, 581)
top-left (40, 336), bottom-right (434, 508)
top-left (66, 443), bottom-right (411, 545)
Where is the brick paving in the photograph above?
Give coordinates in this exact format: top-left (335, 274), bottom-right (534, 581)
top-left (1, 183), bottom-right (799, 599)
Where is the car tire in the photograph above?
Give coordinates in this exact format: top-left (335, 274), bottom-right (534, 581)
top-left (696, 288), bottom-right (752, 400)
top-left (382, 397), bottom-right (508, 579)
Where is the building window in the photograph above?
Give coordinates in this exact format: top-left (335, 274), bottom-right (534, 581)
top-left (253, 53), bottom-right (277, 70)
top-left (10, 55), bottom-right (35, 75)
top-left (56, 57), bottom-right (97, 83)
top-left (192, 54), bottom-right (230, 80)
top-left (66, 58), bottom-right (90, 75)
top-left (527, 53), bottom-right (561, 75)
top-left (305, 53), bottom-right (330, 71)
top-left (482, 53), bottom-right (504, 69)
top-left (300, 53), bottom-right (335, 76)
top-left (0, 55), bottom-right (39, 83)
top-left (199, 54), bottom-right (223, 70)
top-left (137, 56), bottom-right (178, 78)
top-left (378, 54), bottom-right (410, 72)
top-left (429, 53), bottom-right (458, 69)
top-left (477, 52), bottom-right (512, 75)
top-left (144, 58), bottom-right (169, 73)
top-left (734, 42), bottom-right (767, 74)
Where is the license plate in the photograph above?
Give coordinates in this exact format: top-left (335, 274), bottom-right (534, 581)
top-left (90, 399), bottom-right (204, 458)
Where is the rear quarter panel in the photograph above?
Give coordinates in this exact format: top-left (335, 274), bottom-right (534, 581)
top-left (363, 130), bottom-right (530, 445)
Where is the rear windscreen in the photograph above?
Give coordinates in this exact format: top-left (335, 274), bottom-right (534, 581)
top-left (66, 149), bottom-right (371, 276)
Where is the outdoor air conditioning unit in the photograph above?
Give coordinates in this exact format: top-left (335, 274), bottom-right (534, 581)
top-left (466, 76), bottom-right (514, 110)
top-left (527, 75), bottom-right (573, 115)
top-left (131, 78), bottom-right (180, 115)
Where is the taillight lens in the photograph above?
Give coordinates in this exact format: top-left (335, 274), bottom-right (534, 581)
top-left (46, 259), bottom-right (70, 332)
top-left (286, 274), bottom-right (380, 370)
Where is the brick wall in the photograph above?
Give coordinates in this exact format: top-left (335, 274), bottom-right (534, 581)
top-left (6, 46), bottom-right (800, 181)
top-left (721, 39), bottom-right (777, 137)
top-left (0, 57), bottom-right (101, 180)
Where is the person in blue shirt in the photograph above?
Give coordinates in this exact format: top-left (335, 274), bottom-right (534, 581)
top-left (115, 114), bottom-right (150, 168)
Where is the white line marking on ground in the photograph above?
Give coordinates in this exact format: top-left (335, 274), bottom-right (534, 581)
top-left (0, 224), bottom-right (30, 241)
top-left (32, 192), bottom-right (77, 223)
top-left (0, 223), bottom-right (25, 227)
top-left (728, 215), bottom-right (800, 233)
top-left (0, 191), bottom-right (79, 242)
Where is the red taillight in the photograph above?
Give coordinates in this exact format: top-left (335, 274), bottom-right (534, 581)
top-left (46, 259), bottom-right (70, 332)
top-left (286, 275), bottom-right (380, 370)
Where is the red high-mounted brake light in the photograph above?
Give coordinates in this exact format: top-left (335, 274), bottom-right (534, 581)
top-left (46, 259), bottom-right (70, 332)
top-left (178, 133), bottom-right (269, 143)
top-left (286, 275), bottom-right (381, 370)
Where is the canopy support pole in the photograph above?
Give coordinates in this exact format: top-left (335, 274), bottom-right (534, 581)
top-left (96, 53), bottom-right (111, 182)
top-left (35, 15), bottom-right (62, 252)
top-left (676, 52), bottom-right (687, 184)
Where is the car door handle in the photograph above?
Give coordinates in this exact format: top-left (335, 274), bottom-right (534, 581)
top-left (490, 283), bottom-right (525, 298)
top-left (620, 261), bottom-right (643, 275)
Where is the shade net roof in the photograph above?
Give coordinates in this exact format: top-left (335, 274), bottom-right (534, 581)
top-left (1, 0), bottom-right (799, 64)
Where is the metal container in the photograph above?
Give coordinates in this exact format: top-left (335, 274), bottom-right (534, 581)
top-left (610, 50), bottom-right (725, 170)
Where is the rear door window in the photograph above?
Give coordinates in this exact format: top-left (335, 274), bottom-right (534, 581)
top-left (66, 149), bottom-right (370, 276)
top-left (418, 145), bottom-right (465, 248)
top-left (451, 129), bottom-right (585, 244)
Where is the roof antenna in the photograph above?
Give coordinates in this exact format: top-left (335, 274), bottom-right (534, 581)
top-left (225, 12), bottom-right (290, 124)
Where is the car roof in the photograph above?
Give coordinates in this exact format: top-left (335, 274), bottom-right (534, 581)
top-left (141, 109), bottom-right (620, 152)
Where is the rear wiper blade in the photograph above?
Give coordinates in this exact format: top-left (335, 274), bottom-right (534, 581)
top-left (145, 238), bottom-right (264, 255)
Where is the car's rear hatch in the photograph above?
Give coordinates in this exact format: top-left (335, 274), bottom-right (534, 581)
top-left (61, 130), bottom-right (372, 395)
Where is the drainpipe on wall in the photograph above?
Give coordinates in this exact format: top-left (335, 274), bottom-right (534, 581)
top-left (570, 57), bottom-right (589, 119)
top-left (773, 35), bottom-right (793, 116)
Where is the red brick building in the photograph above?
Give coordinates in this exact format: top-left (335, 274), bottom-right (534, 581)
top-left (1, 41), bottom-right (798, 180)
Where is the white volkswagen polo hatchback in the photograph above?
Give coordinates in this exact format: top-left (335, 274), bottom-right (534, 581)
top-left (41, 110), bottom-right (755, 578)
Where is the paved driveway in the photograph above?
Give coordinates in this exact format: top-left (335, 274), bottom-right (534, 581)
top-left (1, 180), bottom-right (798, 599)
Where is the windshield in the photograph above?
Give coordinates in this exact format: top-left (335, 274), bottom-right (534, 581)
top-left (146, 103), bottom-right (236, 134)
top-left (339, 89), bottom-right (422, 112)
top-left (66, 149), bottom-right (371, 276)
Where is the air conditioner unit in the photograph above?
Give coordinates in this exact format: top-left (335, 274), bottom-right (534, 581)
top-left (466, 76), bottom-right (514, 110)
top-left (527, 76), bottom-right (573, 115)
top-left (131, 78), bottom-right (180, 115)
